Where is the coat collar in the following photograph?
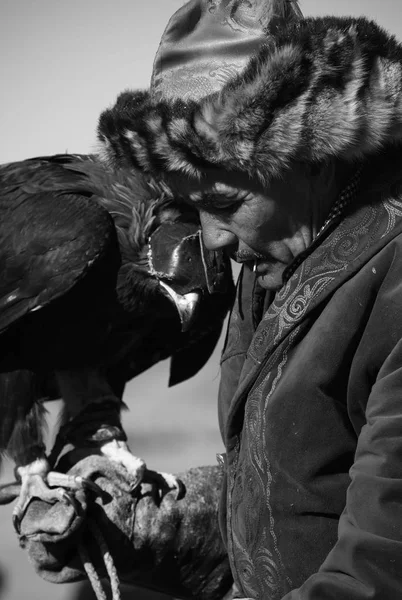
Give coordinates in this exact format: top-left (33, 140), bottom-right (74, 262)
top-left (225, 182), bottom-right (402, 443)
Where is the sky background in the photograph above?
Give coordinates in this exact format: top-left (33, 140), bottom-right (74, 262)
top-left (1, 1), bottom-right (402, 599)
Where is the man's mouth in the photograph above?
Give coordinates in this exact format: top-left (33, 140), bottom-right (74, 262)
top-left (229, 251), bottom-right (278, 278)
top-left (231, 250), bottom-right (266, 264)
top-left (253, 257), bottom-right (280, 276)
top-left (254, 260), bottom-right (268, 274)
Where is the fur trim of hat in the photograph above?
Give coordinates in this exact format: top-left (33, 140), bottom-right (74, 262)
top-left (97, 17), bottom-right (402, 185)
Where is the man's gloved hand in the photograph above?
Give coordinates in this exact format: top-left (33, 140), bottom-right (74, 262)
top-left (18, 454), bottom-right (232, 600)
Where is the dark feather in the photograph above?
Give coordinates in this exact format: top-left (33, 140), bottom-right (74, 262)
top-left (0, 154), bottom-right (234, 463)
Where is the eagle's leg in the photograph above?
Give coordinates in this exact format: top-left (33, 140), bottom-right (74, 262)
top-left (0, 370), bottom-right (102, 533)
top-left (54, 368), bottom-right (184, 497)
top-left (0, 372), bottom-right (101, 534)
top-left (100, 439), bottom-right (184, 497)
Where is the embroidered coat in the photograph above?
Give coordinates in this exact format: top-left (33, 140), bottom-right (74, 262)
top-left (217, 150), bottom-right (402, 599)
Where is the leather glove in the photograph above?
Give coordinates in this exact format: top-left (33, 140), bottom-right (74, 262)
top-left (18, 455), bottom-right (232, 600)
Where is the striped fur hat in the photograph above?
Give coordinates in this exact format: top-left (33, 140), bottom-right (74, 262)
top-left (98, 1), bottom-right (402, 186)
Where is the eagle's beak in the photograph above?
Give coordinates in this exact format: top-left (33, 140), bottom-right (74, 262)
top-left (159, 281), bottom-right (201, 332)
top-left (148, 221), bottom-right (233, 332)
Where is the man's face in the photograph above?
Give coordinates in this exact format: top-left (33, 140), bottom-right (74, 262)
top-left (185, 168), bottom-right (315, 291)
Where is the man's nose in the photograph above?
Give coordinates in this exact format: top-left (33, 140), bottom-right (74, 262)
top-left (199, 210), bottom-right (237, 251)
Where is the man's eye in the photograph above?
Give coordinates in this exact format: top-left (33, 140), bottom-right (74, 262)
top-left (201, 191), bottom-right (249, 212)
top-left (201, 198), bottom-right (237, 212)
top-left (216, 201), bottom-right (238, 211)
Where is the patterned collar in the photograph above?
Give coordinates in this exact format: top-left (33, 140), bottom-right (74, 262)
top-left (282, 166), bottom-right (363, 283)
top-left (316, 167), bottom-right (363, 237)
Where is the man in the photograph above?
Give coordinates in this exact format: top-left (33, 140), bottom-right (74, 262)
top-left (25, 1), bottom-right (402, 598)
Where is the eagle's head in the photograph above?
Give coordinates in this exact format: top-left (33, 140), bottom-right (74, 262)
top-left (94, 161), bottom-right (235, 385)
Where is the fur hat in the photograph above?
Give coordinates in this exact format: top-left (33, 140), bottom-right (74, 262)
top-left (98, 8), bottom-right (402, 186)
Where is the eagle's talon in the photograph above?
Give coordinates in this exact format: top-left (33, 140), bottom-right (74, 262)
top-left (174, 478), bottom-right (186, 500)
top-left (7, 458), bottom-right (105, 533)
top-left (12, 511), bottom-right (22, 535)
top-left (46, 472), bottom-right (102, 496)
top-left (59, 489), bottom-right (80, 515)
top-left (99, 440), bottom-right (184, 500)
top-left (143, 469), bottom-right (185, 500)
top-left (128, 476), bottom-right (144, 495)
top-left (79, 477), bottom-right (103, 496)
top-left (161, 472), bottom-right (185, 499)
top-left (11, 481), bottom-right (80, 534)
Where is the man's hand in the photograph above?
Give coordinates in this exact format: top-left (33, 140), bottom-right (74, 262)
top-left (18, 455), bottom-right (233, 600)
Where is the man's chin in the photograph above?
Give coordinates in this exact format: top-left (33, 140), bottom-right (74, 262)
top-left (256, 269), bottom-right (285, 291)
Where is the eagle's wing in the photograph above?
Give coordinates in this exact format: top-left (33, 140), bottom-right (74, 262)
top-left (168, 327), bottom-right (223, 386)
top-left (0, 156), bottom-right (119, 334)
